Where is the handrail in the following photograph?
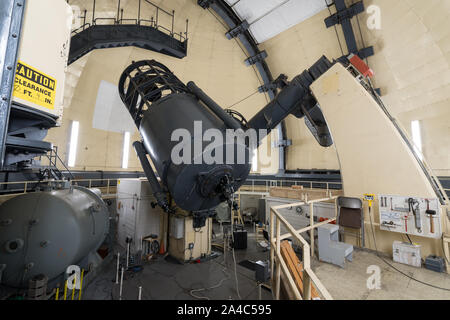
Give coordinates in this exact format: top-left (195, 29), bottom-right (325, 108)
top-left (143, 0), bottom-right (173, 17)
top-left (240, 178), bottom-right (343, 193)
top-left (70, 0), bottom-right (189, 42)
top-left (269, 196), bottom-right (337, 300)
top-left (0, 178), bottom-right (118, 197)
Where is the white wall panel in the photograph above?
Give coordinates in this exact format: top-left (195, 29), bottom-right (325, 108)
top-left (92, 80), bottom-right (136, 133)
top-left (225, 0), bottom-right (327, 43)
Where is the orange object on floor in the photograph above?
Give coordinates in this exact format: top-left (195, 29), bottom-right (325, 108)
top-left (159, 242), bottom-right (165, 254)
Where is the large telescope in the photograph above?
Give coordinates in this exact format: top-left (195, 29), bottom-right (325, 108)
top-left (118, 56), bottom-right (333, 227)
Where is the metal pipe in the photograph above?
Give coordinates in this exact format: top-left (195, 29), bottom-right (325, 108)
top-left (186, 81), bottom-right (241, 130)
top-left (126, 242), bottom-right (130, 269)
top-left (133, 141), bottom-right (170, 212)
top-left (171, 10), bottom-right (175, 35)
top-left (78, 269), bottom-right (84, 300)
top-left (55, 284), bottom-right (60, 300)
top-left (138, 286), bottom-right (142, 300)
top-left (119, 267), bottom-right (124, 300)
top-left (92, 0), bottom-right (96, 24)
top-left (115, 252), bottom-right (120, 284)
top-left (144, 0), bottom-right (172, 16)
top-left (138, 0), bottom-right (141, 24)
top-left (117, 0), bottom-right (121, 24)
top-left (71, 274), bottom-right (76, 300)
top-left (63, 280), bottom-right (68, 300)
top-left (258, 283), bottom-right (262, 300)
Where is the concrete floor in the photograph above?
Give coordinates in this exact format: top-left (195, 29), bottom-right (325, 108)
top-left (312, 249), bottom-right (450, 300)
top-left (82, 224), bottom-right (450, 300)
top-left (83, 227), bottom-right (273, 300)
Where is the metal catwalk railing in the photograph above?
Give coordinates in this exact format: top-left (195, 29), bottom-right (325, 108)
top-left (68, 0), bottom-right (188, 43)
top-left (240, 179), bottom-right (343, 193)
top-left (270, 196), bottom-right (337, 300)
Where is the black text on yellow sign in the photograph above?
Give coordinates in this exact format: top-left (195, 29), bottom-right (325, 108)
top-left (13, 61), bottom-right (57, 110)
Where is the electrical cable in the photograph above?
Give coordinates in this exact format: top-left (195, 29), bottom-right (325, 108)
top-left (189, 267), bottom-right (230, 300)
top-left (228, 89), bottom-right (259, 109)
top-left (367, 204), bottom-right (450, 291)
top-left (324, 0), bottom-right (344, 57)
top-left (229, 226), bottom-right (242, 299)
top-left (352, 0), bottom-right (370, 67)
top-left (405, 234), bottom-right (413, 245)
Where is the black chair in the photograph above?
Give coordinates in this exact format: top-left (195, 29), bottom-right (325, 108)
top-left (337, 196), bottom-right (365, 247)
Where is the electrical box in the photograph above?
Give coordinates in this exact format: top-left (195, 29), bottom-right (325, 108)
top-left (393, 241), bottom-right (421, 268)
top-left (116, 178), bottom-right (167, 252)
top-left (168, 214), bottom-right (212, 262)
top-left (378, 195), bottom-right (441, 239)
top-left (170, 216), bottom-right (185, 239)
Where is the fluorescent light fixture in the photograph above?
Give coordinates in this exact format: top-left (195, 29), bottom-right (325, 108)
top-left (122, 132), bottom-right (130, 169)
top-left (68, 121), bottom-right (79, 167)
top-left (411, 120), bottom-right (423, 161)
top-left (251, 148), bottom-right (258, 172)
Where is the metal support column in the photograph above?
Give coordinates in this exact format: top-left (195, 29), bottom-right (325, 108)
top-left (0, 0), bottom-right (26, 169)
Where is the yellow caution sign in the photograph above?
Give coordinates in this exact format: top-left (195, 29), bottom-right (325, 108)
top-left (13, 61), bottom-right (57, 110)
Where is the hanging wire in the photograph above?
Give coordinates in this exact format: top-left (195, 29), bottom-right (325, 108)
top-left (352, 0), bottom-right (370, 66)
top-left (207, 8), bottom-right (270, 104)
top-left (228, 89), bottom-right (260, 109)
top-left (324, 0), bottom-right (344, 56)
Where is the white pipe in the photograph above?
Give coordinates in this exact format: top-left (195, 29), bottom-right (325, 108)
top-left (126, 242), bottom-right (130, 269)
top-left (258, 283), bottom-right (262, 300)
top-left (115, 253), bottom-right (120, 284)
top-left (119, 267), bottom-right (124, 300)
top-left (138, 286), bottom-right (142, 300)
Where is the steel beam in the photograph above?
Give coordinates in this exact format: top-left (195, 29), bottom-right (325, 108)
top-left (0, 0), bottom-right (26, 169)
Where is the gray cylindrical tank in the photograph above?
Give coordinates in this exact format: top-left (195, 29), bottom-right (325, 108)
top-left (140, 93), bottom-right (251, 212)
top-left (0, 186), bottom-right (109, 288)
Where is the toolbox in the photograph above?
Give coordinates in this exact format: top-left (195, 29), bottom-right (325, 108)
top-left (424, 255), bottom-right (446, 273)
top-left (393, 241), bottom-right (421, 267)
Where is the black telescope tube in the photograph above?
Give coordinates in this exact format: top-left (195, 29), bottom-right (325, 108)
top-left (187, 81), bottom-right (242, 130)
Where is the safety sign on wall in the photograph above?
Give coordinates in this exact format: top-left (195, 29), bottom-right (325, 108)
top-left (13, 61), bottom-right (57, 110)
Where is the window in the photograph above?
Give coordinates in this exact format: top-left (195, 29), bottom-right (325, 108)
top-left (68, 121), bottom-right (79, 167)
top-left (411, 120), bottom-right (423, 161)
top-left (122, 132), bottom-right (130, 169)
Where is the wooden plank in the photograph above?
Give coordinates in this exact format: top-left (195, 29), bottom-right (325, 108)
top-left (270, 187), bottom-right (343, 201)
top-left (280, 241), bottom-right (319, 299)
top-left (275, 250), bottom-right (302, 300)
